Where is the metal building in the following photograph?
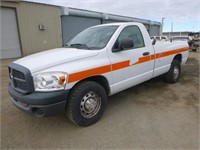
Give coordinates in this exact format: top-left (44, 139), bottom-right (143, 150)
top-left (0, 1), bottom-right (62, 59)
top-left (1, 1), bottom-right (161, 59)
top-left (61, 7), bottom-right (161, 43)
top-left (163, 32), bottom-right (191, 38)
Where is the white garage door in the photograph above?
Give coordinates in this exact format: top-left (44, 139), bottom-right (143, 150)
top-left (0, 7), bottom-right (21, 59)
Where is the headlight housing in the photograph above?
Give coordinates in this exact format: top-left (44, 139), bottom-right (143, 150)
top-left (33, 72), bottom-right (67, 91)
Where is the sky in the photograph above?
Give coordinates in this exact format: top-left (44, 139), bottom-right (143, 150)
top-left (26, 0), bottom-right (200, 32)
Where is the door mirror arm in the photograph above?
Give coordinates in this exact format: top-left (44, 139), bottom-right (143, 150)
top-left (152, 39), bottom-right (156, 45)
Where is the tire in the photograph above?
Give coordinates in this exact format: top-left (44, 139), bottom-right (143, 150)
top-left (196, 47), bottom-right (200, 53)
top-left (192, 49), bottom-right (196, 52)
top-left (66, 81), bottom-right (107, 126)
top-left (165, 59), bottom-right (181, 83)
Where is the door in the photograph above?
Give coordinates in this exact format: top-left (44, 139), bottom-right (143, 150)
top-left (0, 7), bottom-right (22, 59)
top-left (108, 25), bottom-right (154, 94)
top-left (61, 16), bottom-right (101, 44)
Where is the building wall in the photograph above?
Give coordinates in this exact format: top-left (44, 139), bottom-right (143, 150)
top-left (1, 1), bottom-right (160, 58)
top-left (60, 7), bottom-right (161, 44)
top-left (149, 25), bottom-right (160, 36)
top-left (163, 32), bottom-right (190, 38)
top-left (102, 20), bottom-right (123, 24)
top-left (1, 1), bottom-right (62, 56)
top-left (102, 20), bottom-right (151, 34)
top-left (61, 15), bottom-right (160, 45)
top-left (61, 16), bottom-right (101, 43)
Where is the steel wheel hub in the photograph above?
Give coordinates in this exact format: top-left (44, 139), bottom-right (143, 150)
top-left (173, 66), bottom-right (179, 79)
top-left (80, 91), bottom-right (101, 118)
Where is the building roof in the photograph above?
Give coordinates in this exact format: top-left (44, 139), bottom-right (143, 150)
top-left (22, 0), bottom-right (161, 26)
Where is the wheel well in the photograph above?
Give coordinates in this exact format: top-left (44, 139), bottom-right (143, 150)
top-left (75, 76), bottom-right (110, 95)
top-left (174, 54), bottom-right (182, 62)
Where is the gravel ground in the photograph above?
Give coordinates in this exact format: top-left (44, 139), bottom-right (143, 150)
top-left (0, 52), bottom-right (199, 149)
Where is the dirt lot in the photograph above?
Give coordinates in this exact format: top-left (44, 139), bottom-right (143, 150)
top-left (1, 52), bottom-right (199, 149)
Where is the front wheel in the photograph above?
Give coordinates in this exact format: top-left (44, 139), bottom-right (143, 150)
top-left (165, 59), bottom-right (181, 83)
top-left (66, 81), bottom-right (107, 126)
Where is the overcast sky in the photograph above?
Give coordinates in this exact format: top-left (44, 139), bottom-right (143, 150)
top-left (27, 0), bottom-right (200, 32)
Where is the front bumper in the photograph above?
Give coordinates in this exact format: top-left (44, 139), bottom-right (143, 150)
top-left (8, 82), bottom-right (70, 117)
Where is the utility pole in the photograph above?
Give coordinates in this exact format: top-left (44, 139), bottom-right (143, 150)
top-left (161, 17), bottom-right (165, 35)
top-left (170, 21), bottom-right (173, 38)
top-left (171, 22), bottom-right (173, 32)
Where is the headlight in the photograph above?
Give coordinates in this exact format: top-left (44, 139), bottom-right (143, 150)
top-left (33, 72), bottom-right (67, 91)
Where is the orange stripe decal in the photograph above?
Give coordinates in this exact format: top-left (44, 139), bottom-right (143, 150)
top-left (156, 47), bottom-right (189, 59)
top-left (68, 65), bottom-right (111, 83)
top-left (133, 55), bottom-right (151, 65)
top-left (68, 47), bottom-right (189, 83)
top-left (151, 54), bottom-right (156, 60)
top-left (112, 60), bottom-right (130, 71)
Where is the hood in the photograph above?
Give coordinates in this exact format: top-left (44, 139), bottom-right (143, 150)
top-left (14, 48), bottom-right (99, 73)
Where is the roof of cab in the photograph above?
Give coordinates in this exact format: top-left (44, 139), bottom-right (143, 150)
top-left (91, 22), bottom-right (143, 28)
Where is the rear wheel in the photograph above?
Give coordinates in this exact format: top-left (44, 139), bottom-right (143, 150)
top-left (165, 59), bottom-right (181, 83)
top-left (192, 49), bottom-right (196, 52)
top-left (196, 47), bottom-right (200, 53)
top-left (66, 81), bottom-right (107, 126)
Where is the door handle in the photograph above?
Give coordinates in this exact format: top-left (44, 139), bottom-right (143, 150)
top-left (143, 52), bottom-right (150, 56)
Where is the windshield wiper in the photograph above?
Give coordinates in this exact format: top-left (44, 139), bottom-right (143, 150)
top-left (68, 43), bottom-right (91, 50)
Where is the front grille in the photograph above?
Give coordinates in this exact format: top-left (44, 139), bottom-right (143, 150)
top-left (9, 63), bottom-right (34, 94)
top-left (12, 69), bottom-right (27, 91)
top-left (14, 79), bottom-right (27, 90)
top-left (13, 69), bottom-right (25, 79)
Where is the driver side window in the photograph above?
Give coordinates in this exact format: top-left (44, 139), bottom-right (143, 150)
top-left (113, 26), bottom-right (145, 51)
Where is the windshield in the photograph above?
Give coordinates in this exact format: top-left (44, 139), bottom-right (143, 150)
top-left (65, 25), bottom-right (119, 50)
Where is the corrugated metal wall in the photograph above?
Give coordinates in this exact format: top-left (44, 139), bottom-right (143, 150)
top-left (60, 8), bottom-right (160, 43)
top-left (61, 17), bottom-right (158, 43)
top-left (17, 2), bottom-right (62, 55)
top-left (1, 1), bottom-right (62, 56)
top-left (143, 24), bottom-right (150, 33)
top-left (149, 25), bottom-right (160, 36)
top-left (61, 16), bottom-right (101, 43)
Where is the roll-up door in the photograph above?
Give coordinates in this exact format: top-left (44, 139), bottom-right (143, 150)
top-left (0, 7), bottom-right (22, 59)
top-left (61, 16), bottom-right (101, 44)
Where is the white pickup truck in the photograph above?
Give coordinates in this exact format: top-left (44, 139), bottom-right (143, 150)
top-left (8, 22), bottom-right (189, 126)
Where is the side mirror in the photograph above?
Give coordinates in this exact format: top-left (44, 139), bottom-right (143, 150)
top-left (120, 38), bottom-right (134, 50)
top-left (152, 39), bottom-right (156, 45)
top-left (112, 39), bottom-right (134, 52)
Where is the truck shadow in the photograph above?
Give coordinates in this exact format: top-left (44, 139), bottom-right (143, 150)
top-left (108, 75), bottom-right (168, 106)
